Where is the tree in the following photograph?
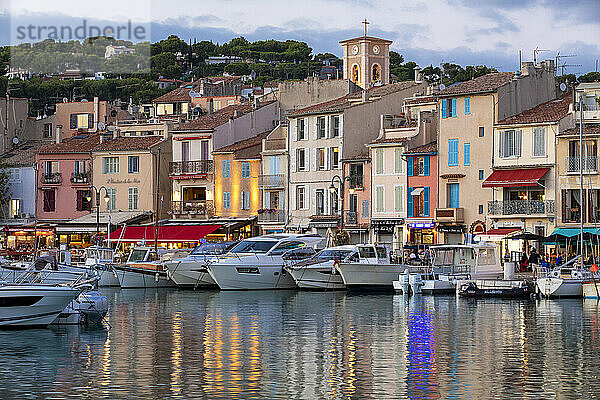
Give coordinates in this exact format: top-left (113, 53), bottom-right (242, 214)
top-left (579, 72), bottom-right (600, 83)
top-left (390, 51), bottom-right (404, 66)
top-left (0, 159), bottom-right (12, 218)
top-left (224, 62), bottom-right (251, 76)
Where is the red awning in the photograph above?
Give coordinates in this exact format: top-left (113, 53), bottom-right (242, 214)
top-left (108, 225), bottom-right (221, 242)
top-left (482, 168), bottom-right (549, 188)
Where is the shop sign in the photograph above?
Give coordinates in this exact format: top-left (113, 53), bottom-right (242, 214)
top-left (437, 225), bottom-right (465, 233)
top-left (408, 223), bottom-right (435, 229)
top-left (107, 177), bottom-right (141, 184)
top-left (310, 222), bottom-right (338, 228)
top-left (371, 219), bottom-right (403, 233)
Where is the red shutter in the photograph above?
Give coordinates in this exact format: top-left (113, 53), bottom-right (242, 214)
top-left (76, 191), bottom-right (83, 211)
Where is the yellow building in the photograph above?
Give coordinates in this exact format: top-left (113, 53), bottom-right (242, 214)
top-left (212, 132), bottom-right (267, 238)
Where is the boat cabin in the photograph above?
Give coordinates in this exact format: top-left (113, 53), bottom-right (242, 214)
top-left (345, 244), bottom-right (390, 264)
top-left (127, 247), bottom-right (168, 264)
top-left (431, 244), bottom-right (501, 276)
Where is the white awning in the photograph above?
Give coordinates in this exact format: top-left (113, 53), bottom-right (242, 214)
top-left (411, 187), bottom-right (424, 196)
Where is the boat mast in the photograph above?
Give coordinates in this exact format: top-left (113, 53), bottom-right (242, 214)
top-left (154, 147), bottom-right (161, 255)
top-left (579, 94), bottom-right (584, 266)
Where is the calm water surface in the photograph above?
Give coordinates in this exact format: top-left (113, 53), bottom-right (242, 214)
top-left (0, 289), bottom-right (599, 399)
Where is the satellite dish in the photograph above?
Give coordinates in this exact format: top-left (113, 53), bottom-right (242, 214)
top-left (81, 99), bottom-right (88, 102)
top-left (559, 82), bottom-right (567, 92)
top-left (439, 83), bottom-right (446, 90)
top-left (12, 137), bottom-right (19, 145)
top-left (110, 110), bottom-right (118, 117)
top-left (98, 122), bottom-right (105, 131)
top-left (62, 97), bottom-right (68, 103)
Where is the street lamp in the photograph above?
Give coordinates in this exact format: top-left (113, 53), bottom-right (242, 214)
top-left (87, 185), bottom-right (110, 243)
top-left (329, 174), bottom-right (353, 229)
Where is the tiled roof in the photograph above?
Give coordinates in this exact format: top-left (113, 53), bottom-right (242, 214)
top-left (152, 85), bottom-right (194, 103)
top-left (174, 102), bottom-right (273, 132)
top-left (560, 125), bottom-right (600, 136)
top-left (405, 96), bottom-right (436, 105)
top-left (213, 131), bottom-right (270, 158)
top-left (404, 142), bottom-right (437, 154)
top-left (498, 93), bottom-right (572, 125)
top-left (94, 136), bottom-right (164, 152)
top-left (437, 72), bottom-right (514, 97)
top-left (289, 81), bottom-right (422, 117)
top-left (2, 141), bottom-right (46, 166)
top-left (37, 134), bottom-right (101, 154)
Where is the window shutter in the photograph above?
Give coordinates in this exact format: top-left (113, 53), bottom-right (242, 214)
top-left (499, 131), bottom-right (505, 158)
top-left (533, 127), bottom-right (545, 157)
top-left (394, 148), bottom-right (402, 173)
top-left (324, 190), bottom-right (329, 214)
top-left (424, 156), bottom-right (430, 176)
top-left (88, 113), bottom-right (94, 129)
top-left (339, 115), bottom-right (344, 137)
top-left (70, 114), bottom-right (77, 129)
top-left (441, 99), bottom-right (447, 119)
top-left (293, 119), bottom-right (298, 141)
top-left (279, 192), bottom-right (284, 210)
top-left (312, 148), bottom-right (317, 171)
top-left (362, 200), bottom-right (369, 218)
top-left (292, 187), bottom-right (297, 210)
top-left (312, 117), bottom-right (318, 140)
top-left (76, 191), bottom-right (82, 211)
top-left (464, 144), bottom-right (470, 166)
top-left (465, 98), bottom-right (470, 114)
top-left (290, 150), bottom-right (296, 172)
top-left (583, 189), bottom-right (587, 224)
top-left (324, 116), bottom-right (330, 138)
top-left (451, 98), bottom-right (457, 117)
top-left (407, 156), bottom-right (413, 176)
top-left (515, 130), bottom-right (522, 157)
top-left (265, 191), bottom-right (271, 208)
top-left (312, 189), bottom-right (317, 214)
top-left (423, 187), bottom-right (430, 217)
top-left (394, 186), bottom-right (402, 212)
top-left (561, 189), bottom-right (567, 222)
top-left (407, 187), bottom-right (413, 217)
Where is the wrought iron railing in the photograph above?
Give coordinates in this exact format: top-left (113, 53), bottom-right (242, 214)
top-left (258, 174), bottom-right (285, 187)
top-left (345, 211), bottom-right (358, 225)
top-left (171, 200), bottom-right (214, 216)
top-left (488, 200), bottom-right (555, 216)
top-left (41, 172), bottom-right (62, 184)
top-left (566, 156), bottom-right (597, 172)
top-left (258, 209), bottom-right (285, 223)
top-left (70, 172), bottom-right (90, 184)
top-left (169, 160), bottom-right (214, 175)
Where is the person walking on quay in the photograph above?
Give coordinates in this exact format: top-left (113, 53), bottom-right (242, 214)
top-left (528, 248), bottom-right (540, 272)
top-left (556, 252), bottom-right (563, 267)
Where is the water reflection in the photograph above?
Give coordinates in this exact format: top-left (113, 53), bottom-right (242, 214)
top-left (0, 290), bottom-right (599, 399)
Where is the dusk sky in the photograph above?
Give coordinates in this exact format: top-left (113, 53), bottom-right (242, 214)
top-left (3, 0), bottom-right (600, 74)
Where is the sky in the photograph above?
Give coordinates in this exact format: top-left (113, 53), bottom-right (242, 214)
top-left (3, 0), bottom-right (600, 74)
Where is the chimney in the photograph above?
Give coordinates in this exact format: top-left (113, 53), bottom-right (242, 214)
top-left (207, 99), bottom-right (213, 115)
top-left (253, 97), bottom-right (260, 109)
top-left (362, 90), bottom-right (370, 103)
top-left (414, 66), bottom-right (423, 83)
top-left (55, 126), bottom-right (62, 144)
top-left (233, 109), bottom-right (240, 118)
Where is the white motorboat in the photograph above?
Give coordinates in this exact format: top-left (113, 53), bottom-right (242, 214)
top-left (113, 247), bottom-right (175, 289)
top-left (164, 242), bottom-right (237, 288)
top-left (537, 268), bottom-right (595, 298)
top-left (0, 285), bottom-right (81, 327)
top-left (285, 245), bottom-right (355, 290)
top-left (336, 244), bottom-right (408, 289)
top-left (207, 234), bottom-right (322, 290)
top-left (0, 255), bottom-right (97, 285)
top-left (53, 290), bottom-right (109, 325)
top-left (81, 247), bottom-right (120, 287)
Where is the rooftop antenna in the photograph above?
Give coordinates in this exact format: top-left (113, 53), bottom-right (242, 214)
top-left (533, 46), bottom-right (551, 64)
top-left (559, 61), bottom-right (583, 76)
top-left (362, 18), bottom-right (369, 37)
top-left (555, 51), bottom-right (577, 74)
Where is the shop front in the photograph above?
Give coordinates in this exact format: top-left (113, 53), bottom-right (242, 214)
top-left (436, 225), bottom-right (466, 245)
top-left (406, 221), bottom-right (437, 246)
top-left (371, 218), bottom-right (404, 248)
top-left (3, 226), bottom-right (55, 252)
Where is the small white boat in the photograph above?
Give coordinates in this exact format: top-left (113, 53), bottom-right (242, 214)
top-left (164, 242), bottom-right (237, 288)
top-left (537, 268), bottom-right (593, 298)
top-left (207, 234), bottom-right (322, 290)
top-left (336, 244), bottom-right (407, 289)
top-left (53, 290), bottom-right (108, 325)
top-left (1, 255), bottom-right (98, 285)
top-left (286, 245), bottom-right (354, 290)
top-left (0, 285), bottom-right (81, 327)
top-left (81, 247), bottom-right (120, 287)
top-left (114, 247), bottom-right (175, 289)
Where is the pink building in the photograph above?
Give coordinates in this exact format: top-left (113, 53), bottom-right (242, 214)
top-left (36, 134), bottom-right (100, 222)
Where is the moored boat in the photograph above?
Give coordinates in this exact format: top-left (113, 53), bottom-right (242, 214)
top-left (457, 279), bottom-right (535, 298)
top-left (114, 247), bottom-right (175, 289)
top-left (336, 244), bottom-right (407, 289)
top-left (285, 245), bottom-right (354, 290)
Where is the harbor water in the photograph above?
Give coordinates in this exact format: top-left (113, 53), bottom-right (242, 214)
top-left (1, 289), bottom-right (599, 399)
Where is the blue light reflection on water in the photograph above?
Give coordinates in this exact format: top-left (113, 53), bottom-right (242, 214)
top-left (0, 290), bottom-right (599, 399)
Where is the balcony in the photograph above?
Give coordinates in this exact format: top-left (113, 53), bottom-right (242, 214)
top-left (41, 172), bottom-right (62, 185)
top-left (345, 211), bottom-right (358, 225)
top-left (258, 174), bottom-right (285, 188)
top-left (258, 209), bottom-right (285, 224)
top-left (488, 200), bottom-right (555, 216)
top-left (171, 200), bottom-right (214, 217)
top-left (70, 172), bottom-right (90, 184)
top-left (434, 208), bottom-right (465, 223)
top-left (169, 160), bottom-right (214, 175)
top-left (566, 156), bottom-right (598, 173)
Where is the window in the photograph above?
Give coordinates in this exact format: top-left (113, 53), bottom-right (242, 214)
top-left (349, 163), bottom-right (363, 189)
top-left (499, 129), bottom-right (522, 158)
top-left (223, 192), bottom-right (231, 209)
top-left (394, 148), bottom-right (403, 174)
top-left (408, 187), bottom-right (429, 217)
top-left (9, 199), bottom-right (21, 218)
top-left (330, 190), bottom-right (339, 214)
top-left (298, 119), bottom-right (306, 140)
top-left (331, 148), bottom-right (339, 169)
top-left (76, 190), bottom-right (91, 211)
top-left (447, 183), bottom-right (459, 208)
top-left (103, 157), bottom-right (119, 174)
top-left (241, 191), bottom-right (250, 210)
top-left (128, 187), bottom-right (138, 210)
top-left (409, 156), bottom-right (430, 176)
top-left (44, 160), bottom-right (58, 175)
top-left (77, 114), bottom-right (88, 129)
top-left (465, 97), bottom-right (471, 115)
top-left (297, 149), bottom-right (307, 171)
top-left (74, 160), bottom-right (86, 175)
top-left (43, 123), bottom-right (52, 138)
top-left (448, 139), bottom-right (459, 166)
top-left (394, 185), bottom-right (403, 212)
top-left (106, 188), bottom-right (116, 211)
top-left (362, 200), bottom-right (369, 218)
top-left (241, 162), bottom-right (250, 178)
top-left (182, 141), bottom-right (190, 162)
top-left (8, 168), bottom-right (21, 183)
top-left (464, 143), bottom-right (470, 166)
top-left (375, 148), bottom-right (384, 174)
top-left (317, 117), bottom-right (326, 139)
top-left (128, 156), bottom-right (139, 173)
top-left (332, 116), bottom-right (340, 137)
top-left (442, 98), bottom-right (457, 118)
top-left (222, 160), bottom-right (231, 177)
top-left (318, 148), bottom-right (326, 170)
top-left (479, 127), bottom-right (485, 137)
top-left (43, 190), bottom-right (55, 212)
top-left (296, 186), bottom-right (305, 210)
top-left (201, 140), bottom-right (209, 160)
top-left (70, 113), bottom-right (93, 129)
top-left (478, 204), bottom-right (484, 214)
top-left (372, 64), bottom-right (381, 82)
top-left (227, 100), bottom-right (235, 106)
top-left (213, 100), bottom-right (221, 111)
top-left (479, 170), bottom-right (485, 180)
top-left (316, 189), bottom-right (325, 215)
top-left (533, 127), bottom-right (546, 157)
top-left (375, 186), bottom-right (384, 212)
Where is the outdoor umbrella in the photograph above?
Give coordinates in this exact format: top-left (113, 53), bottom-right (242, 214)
top-left (509, 232), bottom-right (545, 241)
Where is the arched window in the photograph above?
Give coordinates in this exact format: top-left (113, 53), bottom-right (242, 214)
top-left (352, 65), bottom-right (359, 83)
top-left (372, 64), bottom-right (380, 82)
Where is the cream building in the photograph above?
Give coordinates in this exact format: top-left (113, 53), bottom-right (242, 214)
top-left (340, 35), bottom-right (391, 89)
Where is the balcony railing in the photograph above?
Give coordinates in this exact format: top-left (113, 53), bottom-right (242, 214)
top-left (258, 209), bottom-right (285, 223)
top-left (345, 211), bottom-right (358, 225)
top-left (258, 174), bottom-right (285, 187)
top-left (566, 156), bottom-right (598, 172)
top-left (169, 160), bottom-right (214, 175)
top-left (434, 208), bottom-right (465, 223)
top-left (488, 200), bottom-right (555, 216)
top-left (171, 200), bottom-right (214, 216)
top-left (41, 172), bottom-right (62, 185)
top-left (70, 172), bottom-right (90, 184)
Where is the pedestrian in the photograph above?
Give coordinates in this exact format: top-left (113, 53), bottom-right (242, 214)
top-left (556, 252), bottom-right (563, 267)
top-left (519, 253), bottom-right (528, 272)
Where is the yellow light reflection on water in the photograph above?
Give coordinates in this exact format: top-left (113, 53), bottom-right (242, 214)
top-left (248, 316), bottom-right (261, 396)
top-left (346, 328), bottom-right (357, 397)
top-left (171, 311), bottom-right (183, 396)
top-left (228, 314), bottom-right (243, 396)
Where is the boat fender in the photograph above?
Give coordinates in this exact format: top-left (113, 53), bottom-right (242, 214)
top-left (274, 271), bottom-right (279, 276)
top-left (551, 270), bottom-right (560, 278)
top-left (155, 272), bottom-right (160, 283)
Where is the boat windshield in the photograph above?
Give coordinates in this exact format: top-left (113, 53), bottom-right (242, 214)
top-left (128, 249), bottom-right (148, 262)
top-left (190, 242), bottom-right (232, 255)
top-left (477, 248), bottom-right (497, 265)
top-left (230, 240), bottom-right (277, 254)
top-left (358, 246), bottom-right (377, 259)
top-left (433, 248), bottom-right (475, 266)
top-left (315, 249), bottom-right (352, 261)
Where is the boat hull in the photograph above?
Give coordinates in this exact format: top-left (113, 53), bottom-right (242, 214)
top-left (164, 261), bottom-right (216, 288)
top-left (0, 286), bottom-right (80, 327)
top-left (286, 265), bottom-right (345, 290)
top-left (114, 267), bottom-right (176, 289)
top-left (537, 277), bottom-right (583, 298)
top-left (458, 280), bottom-right (534, 298)
top-left (337, 263), bottom-right (407, 289)
top-left (208, 264), bottom-right (297, 290)
top-left (583, 281), bottom-right (600, 299)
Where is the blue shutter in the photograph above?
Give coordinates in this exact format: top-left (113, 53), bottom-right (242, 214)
top-left (423, 156), bottom-right (430, 176)
top-left (451, 98), bottom-right (457, 117)
top-left (465, 97), bottom-right (471, 115)
top-left (423, 187), bottom-right (430, 217)
top-left (408, 187), bottom-right (413, 218)
top-left (407, 156), bottom-right (413, 176)
top-left (449, 139), bottom-right (459, 166)
top-left (442, 99), bottom-right (447, 119)
top-left (450, 184), bottom-right (460, 208)
top-left (464, 143), bottom-right (470, 166)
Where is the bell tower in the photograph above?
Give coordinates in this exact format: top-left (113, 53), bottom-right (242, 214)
top-left (340, 20), bottom-right (392, 89)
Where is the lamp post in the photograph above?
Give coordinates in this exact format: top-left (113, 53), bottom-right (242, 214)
top-left (87, 185), bottom-right (110, 244)
top-left (329, 174), bottom-right (355, 230)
